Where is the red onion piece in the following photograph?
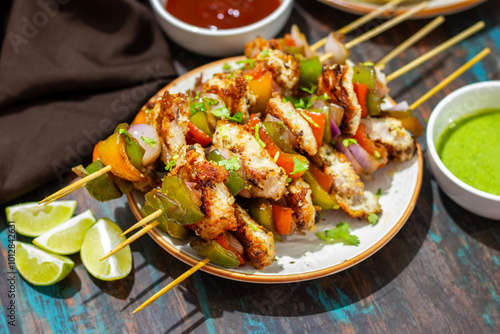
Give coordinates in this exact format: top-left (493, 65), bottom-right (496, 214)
top-left (330, 115), bottom-right (341, 139)
top-left (334, 139), bottom-right (364, 175)
top-left (226, 232), bottom-right (245, 256)
top-left (311, 98), bottom-right (327, 109)
top-left (128, 123), bottom-right (161, 166)
top-left (329, 103), bottom-right (344, 127)
top-left (217, 147), bottom-right (232, 160)
top-left (348, 144), bottom-right (381, 175)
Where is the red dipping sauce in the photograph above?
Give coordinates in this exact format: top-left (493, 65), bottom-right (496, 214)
top-left (166, 0), bottom-right (281, 31)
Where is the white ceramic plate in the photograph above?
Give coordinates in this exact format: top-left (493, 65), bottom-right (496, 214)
top-left (127, 57), bottom-right (423, 283)
top-left (317, 0), bottom-right (485, 18)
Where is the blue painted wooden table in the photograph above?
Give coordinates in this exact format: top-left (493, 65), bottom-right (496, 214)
top-left (2, 0), bottom-right (500, 333)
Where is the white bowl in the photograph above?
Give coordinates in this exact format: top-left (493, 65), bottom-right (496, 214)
top-left (149, 0), bottom-right (293, 57)
top-left (426, 81), bottom-right (500, 220)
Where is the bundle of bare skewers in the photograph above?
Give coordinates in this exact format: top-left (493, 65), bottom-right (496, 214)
top-left (39, 0), bottom-right (490, 313)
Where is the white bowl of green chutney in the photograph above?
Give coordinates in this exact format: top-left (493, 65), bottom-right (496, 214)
top-left (427, 81), bottom-right (500, 220)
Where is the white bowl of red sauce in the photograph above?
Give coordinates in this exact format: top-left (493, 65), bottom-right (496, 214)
top-left (149, 0), bottom-right (293, 57)
top-left (426, 81), bottom-right (500, 220)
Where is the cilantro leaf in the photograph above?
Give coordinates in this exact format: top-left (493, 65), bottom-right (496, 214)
top-left (141, 135), bottom-right (157, 147)
top-left (165, 155), bottom-right (178, 171)
top-left (300, 111), bottom-right (319, 128)
top-left (118, 128), bottom-right (133, 145)
top-left (376, 188), bottom-right (382, 198)
top-left (222, 63), bottom-right (232, 71)
top-left (316, 222), bottom-right (360, 246)
top-left (227, 112), bottom-right (243, 123)
top-left (286, 177), bottom-right (292, 183)
top-left (261, 49), bottom-right (269, 58)
top-left (216, 156), bottom-right (240, 172)
top-left (203, 97), bottom-right (220, 106)
top-left (244, 75), bottom-right (253, 82)
top-left (367, 213), bottom-right (379, 225)
top-left (190, 101), bottom-right (206, 115)
top-left (211, 106), bottom-right (231, 118)
top-left (236, 59), bottom-right (255, 69)
top-left (291, 156), bottom-right (309, 175)
top-left (300, 84), bottom-right (317, 94)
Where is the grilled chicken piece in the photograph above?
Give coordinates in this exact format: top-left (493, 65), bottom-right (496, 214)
top-left (203, 71), bottom-right (256, 123)
top-left (147, 91), bottom-right (190, 165)
top-left (317, 65), bottom-right (361, 135)
top-left (171, 144), bottom-right (237, 241)
top-left (266, 95), bottom-right (318, 156)
top-left (213, 120), bottom-right (287, 200)
top-left (244, 36), bottom-right (283, 58)
top-left (285, 178), bottom-right (317, 231)
top-left (234, 205), bottom-right (276, 269)
top-left (361, 117), bottom-right (416, 161)
top-left (314, 144), bottom-right (380, 218)
top-left (255, 49), bottom-right (299, 97)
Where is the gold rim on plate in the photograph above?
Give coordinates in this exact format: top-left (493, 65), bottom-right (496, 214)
top-left (126, 57), bottom-right (424, 284)
top-left (317, 0), bottom-right (485, 18)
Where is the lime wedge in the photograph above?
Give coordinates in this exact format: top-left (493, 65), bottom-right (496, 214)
top-left (6, 201), bottom-right (77, 237)
top-left (33, 210), bottom-right (97, 255)
top-left (15, 241), bottom-right (74, 286)
top-left (81, 218), bottom-right (132, 281)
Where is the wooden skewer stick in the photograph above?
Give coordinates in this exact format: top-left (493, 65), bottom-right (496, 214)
top-left (310, 0), bottom-right (405, 51)
top-left (386, 21), bottom-right (485, 82)
top-left (344, 1), bottom-right (429, 50)
top-left (121, 209), bottom-right (162, 236)
top-left (100, 221), bottom-right (160, 261)
top-left (39, 165), bottom-right (112, 205)
top-left (133, 258), bottom-right (211, 314)
top-left (409, 48), bottom-right (490, 110)
top-left (375, 15), bottom-right (445, 68)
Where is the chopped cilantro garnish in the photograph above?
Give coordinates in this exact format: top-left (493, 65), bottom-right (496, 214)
top-left (300, 84), bottom-right (317, 94)
top-left (228, 72), bottom-right (235, 79)
top-left (283, 93), bottom-right (329, 110)
top-left (203, 97), bottom-right (219, 106)
top-left (222, 62), bottom-right (232, 71)
top-left (190, 101), bottom-right (207, 115)
top-left (227, 112), bottom-right (243, 123)
top-left (300, 111), bottom-right (319, 128)
top-left (374, 150), bottom-right (381, 159)
top-left (195, 91), bottom-right (201, 99)
top-left (211, 106), bottom-right (231, 118)
top-left (118, 129), bottom-right (133, 144)
top-left (216, 156), bottom-right (240, 172)
top-left (367, 213), bottom-right (379, 225)
top-left (286, 177), bottom-right (292, 183)
top-left (236, 58), bottom-right (255, 69)
top-left (165, 155), bottom-right (178, 171)
top-left (261, 49), bottom-right (269, 58)
top-left (145, 108), bottom-right (152, 114)
top-left (244, 75), bottom-right (253, 82)
top-left (316, 222), bottom-right (360, 246)
top-left (248, 222), bottom-right (259, 232)
top-left (254, 123), bottom-right (266, 148)
top-left (376, 188), bottom-right (382, 198)
top-left (141, 135), bottom-right (157, 147)
top-left (291, 156), bottom-right (309, 175)
top-left (342, 138), bottom-right (358, 147)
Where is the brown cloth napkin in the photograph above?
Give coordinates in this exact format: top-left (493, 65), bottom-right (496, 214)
top-left (0, 0), bottom-right (177, 204)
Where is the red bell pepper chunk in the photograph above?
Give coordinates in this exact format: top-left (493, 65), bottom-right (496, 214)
top-left (353, 82), bottom-right (369, 118)
top-left (302, 110), bottom-right (326, 146)
top-left (187, 120), bottom-right (212, 147)
top-left (272, 204), bottom-right (293, 235)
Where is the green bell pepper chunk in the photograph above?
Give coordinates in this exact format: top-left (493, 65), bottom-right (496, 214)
top-left (246, 198), bottom-right (281, 241)
top-left (352, 65), bottom-right (381, 116)
top-left (115, 123), bottom-right (145, 171)
top-left (81, 160), bottom-right (123, 202)
top-left (206, 149), bottom-right (245, 196)
top-left (302, 171), bottom-right (339, 210)
top-left (161, 176), bottom-right (205, 225)
top-left (141, 189), bottom-right (190, 240)
top-left (190, 238), bottom-right (240, 268)
top-left (262, 121), bottom-right (295, 154)
top-left (190, 111), bottom-right (214, 137)
top-left (299, 56), bottom-right (322, 91)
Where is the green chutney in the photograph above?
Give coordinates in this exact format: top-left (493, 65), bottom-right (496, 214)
top-left (436, 108), bottom-right (500, 196)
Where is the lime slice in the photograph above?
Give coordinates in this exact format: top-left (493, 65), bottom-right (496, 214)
top-left (6, 201), bottom-right (77, 237)
top-left (15, 241), bottom-right (74, 286)
top-left (81, 218), bottom-right (132, 281)
top-left (33, 210), bottom-right (97, 255)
